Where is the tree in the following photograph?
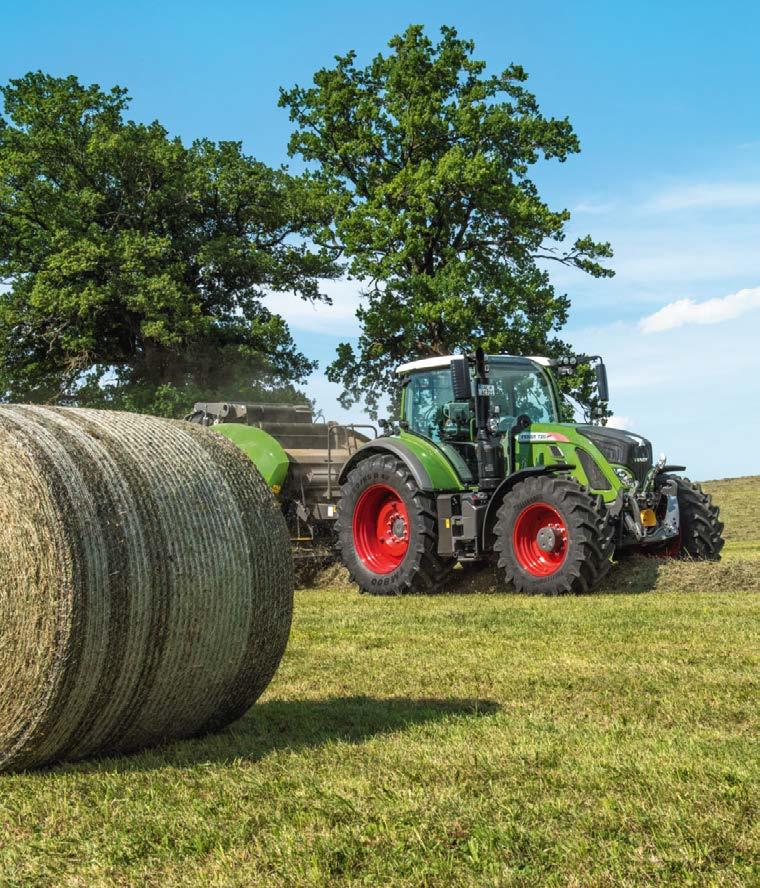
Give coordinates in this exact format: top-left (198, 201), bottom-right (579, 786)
top-left (280, 25), bottom-right (613, 418)
top-left (0, 72), bottom-right (339, 415)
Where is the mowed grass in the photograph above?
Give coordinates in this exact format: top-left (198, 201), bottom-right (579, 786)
top-left (1, 479), bottom-right (758, 887)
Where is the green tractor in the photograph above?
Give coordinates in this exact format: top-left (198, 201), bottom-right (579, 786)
top-left (335, 349), bottom-right (724, 595)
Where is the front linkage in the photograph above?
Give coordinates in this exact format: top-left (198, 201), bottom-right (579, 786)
top-left (613, 465), bottom-right (724, 561)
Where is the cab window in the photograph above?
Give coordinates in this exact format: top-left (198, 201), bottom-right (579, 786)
top-left (489, 365), bottom-right (557, 425)
top-left (404, 369), bottom-right (455, 442)
top-left (403, 368), bottom-right (476, 482)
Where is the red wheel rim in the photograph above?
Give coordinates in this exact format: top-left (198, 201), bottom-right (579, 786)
top-left (512, 501), bottom-right (568, 576)
top-left (352, 484), bottom-right (410, 574)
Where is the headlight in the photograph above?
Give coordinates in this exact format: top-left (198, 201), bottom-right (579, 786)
top-left (612, 465), bottom-right (635, 488)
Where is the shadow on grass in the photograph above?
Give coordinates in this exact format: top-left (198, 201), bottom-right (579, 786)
top-left (597, 556), bottom-right (662, 594)
top-left (46, 696), bottom-right (500, 776)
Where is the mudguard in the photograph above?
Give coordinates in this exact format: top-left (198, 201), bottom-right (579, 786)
top-left (338, 439), bottom-right (436, 491)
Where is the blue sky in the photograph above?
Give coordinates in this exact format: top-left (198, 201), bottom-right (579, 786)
top-left (3, 1), bottom-right (760, 479)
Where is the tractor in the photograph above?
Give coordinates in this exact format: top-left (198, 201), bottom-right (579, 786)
top-left (335, 349), bottom-right (724, 595)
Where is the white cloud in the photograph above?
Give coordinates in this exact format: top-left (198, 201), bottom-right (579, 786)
top-left (647, 182), bottom-right (760, 212)
top-left (572, 199), bottom-right (615, 215)
top-left (568, 315), bottom-right (760, 479)
top-left (262, 277), bottom-right (363, 335)
top-left (611, 241), bottom-right (760, 285)
top-left (639, 286), bottom-right (760, 333)
top-left (301, 372), bottom-right (389, 427)
top-left (548, 215), bottom-right (760, 295)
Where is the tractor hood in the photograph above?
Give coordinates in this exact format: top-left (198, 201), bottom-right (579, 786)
top-left (576, 425), bottom-right (653, 485)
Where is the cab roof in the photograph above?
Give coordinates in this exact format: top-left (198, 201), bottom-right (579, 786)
top-left (394, 354), bottom-right (551, 375)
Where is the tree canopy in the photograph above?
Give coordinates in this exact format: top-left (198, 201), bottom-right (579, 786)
top-left (0, 72), bottom-right (339, 414)
top-left (280, 25), bottom-right (613, 417)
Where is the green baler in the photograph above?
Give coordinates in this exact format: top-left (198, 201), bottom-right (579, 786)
top-left (186, 402), bottom-right (375, 552)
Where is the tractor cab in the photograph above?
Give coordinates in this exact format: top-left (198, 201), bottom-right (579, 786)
top-left (397, 354), bottom-right (560, 483)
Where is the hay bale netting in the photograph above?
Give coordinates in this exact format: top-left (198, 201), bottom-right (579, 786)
top-left (0, 405), bottom-right (293, 772)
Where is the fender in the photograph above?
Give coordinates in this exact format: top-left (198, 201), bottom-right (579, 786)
top-left (481, 463), bottom-right (575, 548)
top-left (338, 439), bottom-right (435, 491)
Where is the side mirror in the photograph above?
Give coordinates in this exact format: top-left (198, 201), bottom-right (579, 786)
top-left (450, 356), bottom-right (472, 401)
top-left (595, 362), bottom-right (609, 403)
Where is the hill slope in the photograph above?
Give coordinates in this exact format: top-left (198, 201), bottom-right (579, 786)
top-left (704, 475), bottom-right (759, 556)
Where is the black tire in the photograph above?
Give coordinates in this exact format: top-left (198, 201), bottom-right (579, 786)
top-left (494, 475), bottom-right (614, 595)
top-left (660, 475), bottom-right (725, 560)
top-left (336, 454), bottom-right (454, 595)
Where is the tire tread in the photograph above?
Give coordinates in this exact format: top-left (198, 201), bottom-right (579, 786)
top-left (494, 475), bottom-right (614, 595)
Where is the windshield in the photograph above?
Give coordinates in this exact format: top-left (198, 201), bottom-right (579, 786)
top-left (490, 364), bottom-right (558, 425)
top-left (403, 361), bottom-right (558, 443)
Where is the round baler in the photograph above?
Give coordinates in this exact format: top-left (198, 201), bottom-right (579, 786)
top-left (186, 401), bottom-right (375, 556)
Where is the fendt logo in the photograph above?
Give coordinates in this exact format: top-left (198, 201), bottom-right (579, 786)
top-left (516, 432), bottom-right (570, 443)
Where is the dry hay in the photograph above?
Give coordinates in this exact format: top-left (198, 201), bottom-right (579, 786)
top-left (305, 556), bottom-right (759, 596)
top-left (299, 558), bottom-right (352, 590)
top-left (0, 406), bottom-right (293, 772)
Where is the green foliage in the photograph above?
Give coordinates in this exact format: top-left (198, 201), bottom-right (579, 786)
top-left (0, 73), bottom-right (339, 415)
top-left (280, 25), bottom-right (613, 417)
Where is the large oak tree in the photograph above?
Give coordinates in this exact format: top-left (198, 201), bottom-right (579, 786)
top-left (280, 25), bottom-right (613, 417)
top-left (0, 73), bottom-right (339, 415)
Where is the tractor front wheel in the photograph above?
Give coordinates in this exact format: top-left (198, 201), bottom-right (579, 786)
top-left (494, 475), bottom-right (614, 595)
top-left (654, 476), bottom-right (724, 560)
top-left (337, 455), bottom-right (454, 595)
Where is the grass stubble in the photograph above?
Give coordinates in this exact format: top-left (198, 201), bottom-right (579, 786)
top-left (0, 475), bottom-right (757, 886)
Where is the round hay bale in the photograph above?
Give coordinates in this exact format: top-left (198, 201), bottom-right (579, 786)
top-left (0, 406), bottom-right (293, 772)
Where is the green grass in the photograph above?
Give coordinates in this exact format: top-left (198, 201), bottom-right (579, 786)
top-left (1, 478), bottom-right (758, 887)
top-left (703, 476), bottom-right (759, 546)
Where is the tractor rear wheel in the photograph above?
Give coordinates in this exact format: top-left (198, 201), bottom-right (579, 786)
top-left (494, 475), bottom-right (614, 595)
top-left (655, 476), bottom-right (724, 560)
top-left (337, 454), bottom-right (454, 595)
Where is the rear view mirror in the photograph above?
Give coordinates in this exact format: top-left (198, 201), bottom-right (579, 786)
top-left (450, 356), bottom-right (472, 401)
top-left (595, 362), bottom-right (609, 402)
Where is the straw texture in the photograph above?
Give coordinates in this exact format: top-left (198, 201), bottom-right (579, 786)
top-left (0, 406), bottom-right (293, 772)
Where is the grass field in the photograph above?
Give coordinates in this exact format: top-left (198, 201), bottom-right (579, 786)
top-left (1, 478), bottom-right (758, 887)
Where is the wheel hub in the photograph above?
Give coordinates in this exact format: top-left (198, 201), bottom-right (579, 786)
top-left (391, 516), bottom-right (407, 539)
top-left (512, 502), bottom-right (568, 577)
top-left (536, 526), bottom-right (559, 553)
